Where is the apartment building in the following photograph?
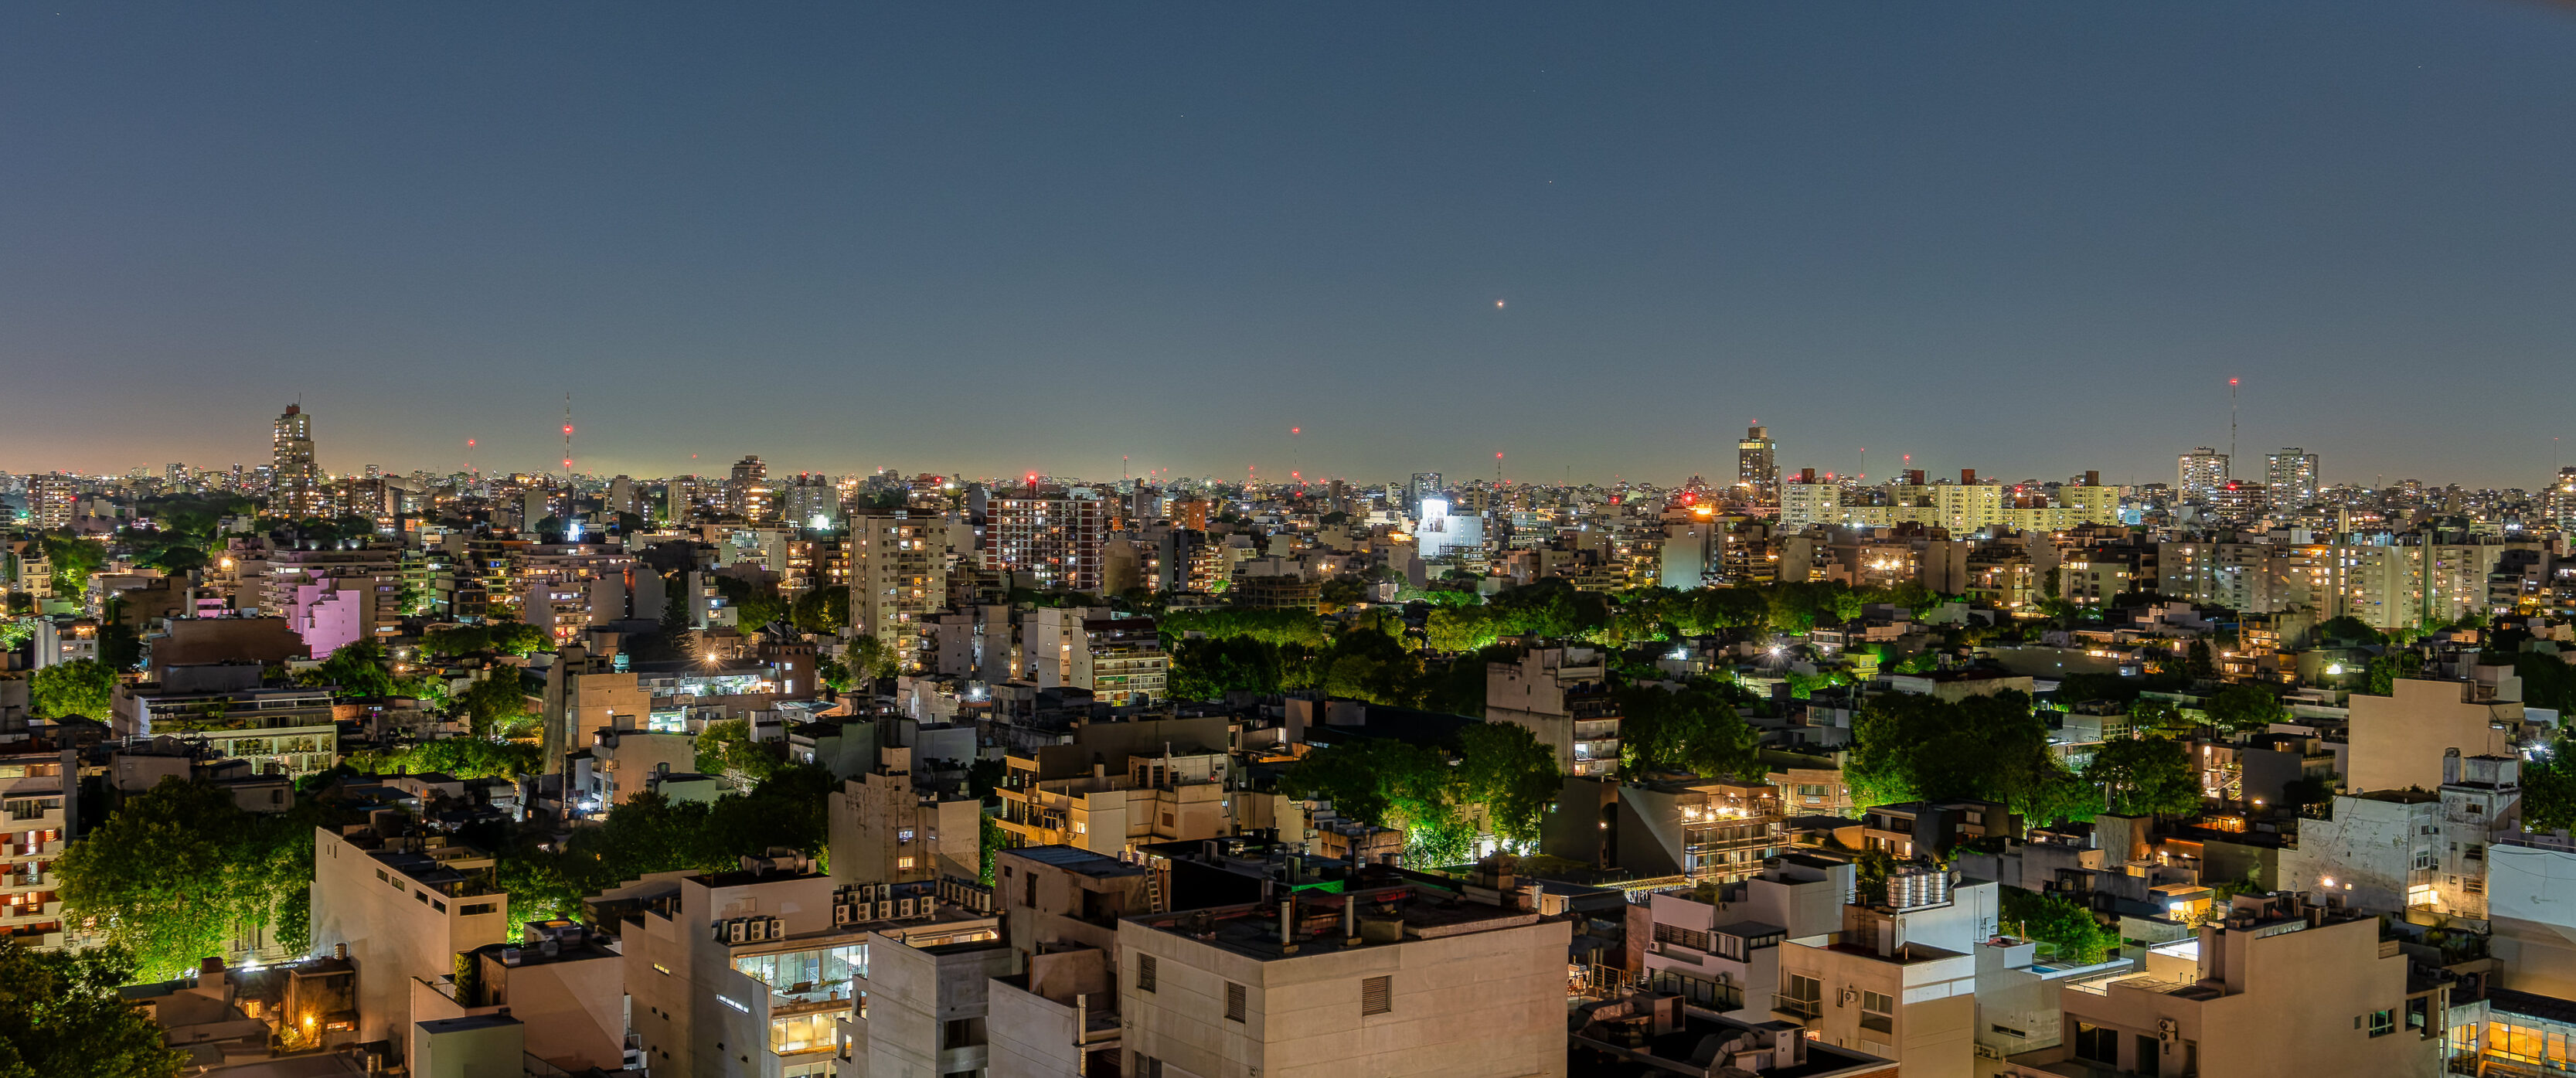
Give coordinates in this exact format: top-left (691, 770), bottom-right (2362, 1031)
top-left (1022, 608), bottom-right (1168, 707)
top-left (410, 919), bottom-right (638, 1073)
top-left (1772, 869), bottom-right (1997, 1078)
top-left (847, 508), bottom-right (948, 669)
top-left (113, 666), bottom-right (340, 778)
top-left (540, 643), bottom-right (651, 776)
top-left (614, 855), bottom-right (1000, 1078)
top-left (568, 726), bottom-right (702, 813)
top-left (0, 742), bottom-right (74, 950)
top-left (308, 827), bottom-right (511, 1061)
top-left (2001, 893), bottom-right (2438, 1078)
top-left (2288, 751), bottom-right (2522, 921)
top-left (1117, 861), bottom-right (1572, 1078)
top-left (845, 927), bottom-right (1016, 1078)
top-left (984, 485), bottom-right (1108, 593)
top-left (998, 748), bottom-right (1232, 857)
top-left (1487, 644), bottom-right (1621, 778)
top-left (1615, 778), bottom-right (1787, 884)
top-left (1637, 854), bottom-right (1853, 1018)
top-left (827, 746), bottom-right (983, 887)
top-left (240, 546), bottom-right (404, 650)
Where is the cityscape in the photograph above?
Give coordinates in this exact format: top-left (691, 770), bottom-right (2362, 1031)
top-left (9, 5), bottom-right (2576, 1078)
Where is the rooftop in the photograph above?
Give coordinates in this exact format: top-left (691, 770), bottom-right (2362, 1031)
top-left (1127, 876), bottom-right (1543, 962)
top-left (1009, 845), bottom-right (1147, 879)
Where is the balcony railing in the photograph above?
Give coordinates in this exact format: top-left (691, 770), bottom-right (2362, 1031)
top-left (1771, 995), bottom-right (1821, 1022)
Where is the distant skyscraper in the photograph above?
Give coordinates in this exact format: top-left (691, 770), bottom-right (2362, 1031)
top-left (2177, 447), bottom-right (2229, 503)
top-left (727, 455), bottom-right (774, 520)
top-left (27, 474), bottom-right (75, 529)
top-left (271, 404), bottom-right (331, 518)
top-left (1409, 471), bottom-right (1443, 508)
top-left (1737, 425), bottom-right (1778, 501)
top-left (983, 485), bottom-right (1106, 593)
top-left (2544, 468), bottom-right (2576, 530)
top-left (2265, 447), bottom-right (2319, 510)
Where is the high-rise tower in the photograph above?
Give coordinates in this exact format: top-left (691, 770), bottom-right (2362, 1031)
top-left (272, 404), bottom-right (331, 518)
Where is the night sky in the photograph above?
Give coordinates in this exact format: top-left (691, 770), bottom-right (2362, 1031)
top-left (5, 3), bottom-right (2574, 488)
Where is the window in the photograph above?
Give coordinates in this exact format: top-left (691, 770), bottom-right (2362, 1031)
top-left (1860, 991), bottom-right (1894, 1034)
top-left (1652, 923), bottom-right (1712, 953)
top-left (1136, 954), bottom-right (1155, 993)
top-left (432, 899), bottom-right (447, 913)
top-left (458, 903), bottom-right (497, 916)
top-left (2368, 1009), bottom-right (2396, 1038)
top-left (897, 856), bottom-right (917, 871)
top-left (1361, 976), bottom-right (1392, 1016)
top-left (1225, 981), bottom-right (1247, 1022)
top-left (2072, 1022), bottom-right (2118, 1065)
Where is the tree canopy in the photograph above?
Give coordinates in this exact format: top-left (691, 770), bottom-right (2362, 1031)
top-left (1846, 690), bottom-right (2091, 827)
top-left (1616, 679), bottom-right (1763, 780)
top-left (2082, 736), bottom-right (2201, 817)
top-left (57, 779), bottom-right (328, 981)
top-left (2200, 684), bottom-right (2285, 734)
top-left (1999, 886), bottom-right (2120, 964)
top-left (1283, 722), bottom-right (1564, 862)
top-left (29, 659), bottom-right (114, 720)
top-left (0, 941), bottom-right (186, 1078)
top-left (496, 766), bottom-right (832, 925)
top-left (791, 585), bottom-right (848, 635)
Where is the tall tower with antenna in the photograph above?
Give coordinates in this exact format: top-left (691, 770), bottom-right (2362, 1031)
top-left (560, 394), bottom-right (575, 478)
top-left (2227, 378), bottom-right (2240, 478)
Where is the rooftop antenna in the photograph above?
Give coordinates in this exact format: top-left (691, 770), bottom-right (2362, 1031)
top-left (2227, 378), bottom-right (2239, 478)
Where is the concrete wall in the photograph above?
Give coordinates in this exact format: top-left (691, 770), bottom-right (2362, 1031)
top-left (2280, 796), bottom-right (2437, 915)
top-left (1118, 916), bottom-right (1571, 1078)
top-left (2487, 843), bottom-right (2576, 998)
top-left (307, 831), bottom-right (509, 1060)
top-left (2347, 679), bottom-right (2520, 794)
top-left (2052, 916), bottom-right (2435, 1078)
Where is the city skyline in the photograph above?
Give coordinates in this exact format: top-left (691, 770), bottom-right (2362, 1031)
top-left (7, 3), bottom-right (2576, 484)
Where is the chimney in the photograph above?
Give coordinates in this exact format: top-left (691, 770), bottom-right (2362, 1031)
top-left (334, 943), bottom-right (349, 961)
top-left (1342, 896), bottom-right (1359, 944)
top-left (1961, 468), bottom-right (1978, 485)
top-left (1278, 897), bottom-right (1298, 953)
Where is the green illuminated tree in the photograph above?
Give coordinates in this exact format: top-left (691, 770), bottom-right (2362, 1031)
top-left (1618, 681), bottom-right (1762, 780)
top-left (486, 621), bottom-right (550, 657)
top-left (29, 659), bottom-right (114, 720)
top-left (458, 674), bottom-right (535, 739)
top-left (1999, 886), bottom-right (2119, 964)
top-left (56, 779), bottom-right (323, 982)
top-left (791, 585), bottom-right (848, 634)
top-left (846, 634), bottom-right (900, 682)
top-left (2082, 736), bottom-right (2201, 817)
top-left (0, 940), bottom-right (186, 1078)
top-left (2201, 684), bottom-right (2284, 734)
top-left (314, 641), bottom-right (396, 699)
top-left (1455, 723), bottom-right (1562, 844)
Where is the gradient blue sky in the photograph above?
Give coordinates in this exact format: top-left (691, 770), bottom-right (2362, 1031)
top-left (5, 3), bottom-right (2574, 488)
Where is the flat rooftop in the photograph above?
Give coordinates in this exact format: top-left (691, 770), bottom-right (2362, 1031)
top-left (1009, 845), bottom-right (1146, 878)
top-left (1128, 880), bottom-right (1542, 962)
